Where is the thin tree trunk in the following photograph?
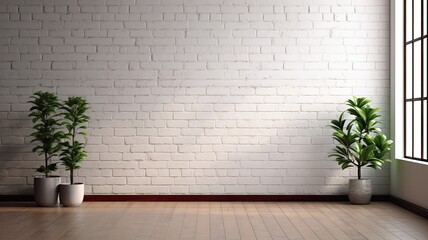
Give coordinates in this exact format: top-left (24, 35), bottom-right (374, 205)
top-left (70, 169), bottom-right (74, 185)
top-left (357, 165), bottom-right (361, 180)
top-left (44, 152), bottom-right (48, 178)
top-left (71, 126), bottom-right (75, 185)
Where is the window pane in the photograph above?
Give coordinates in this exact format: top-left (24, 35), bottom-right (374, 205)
top-left (406, 102), bottom-right (413, 157)
top-left (414, 0), bottom-right (422, 38)
top-left (415, 41), bottom-right (422, 98)
top-left (414, 101), bottom-right (422, 159)
top-left (407, 0), bottom-right (413, 42)
top-left (404, 0), bottom-right (427, 161)
top-left (406, 44), bottom-right (413, 99)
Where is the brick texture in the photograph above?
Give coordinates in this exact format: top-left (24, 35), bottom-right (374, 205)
top-left (0, 0), bottom-right (390, 195)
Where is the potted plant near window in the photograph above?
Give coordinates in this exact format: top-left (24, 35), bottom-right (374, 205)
top-left (29, 91), bottom-right (63, 207)
top-left (329, 97), bottom-right (392, 204)
top-left (59, 96), bottom-right (90, 207)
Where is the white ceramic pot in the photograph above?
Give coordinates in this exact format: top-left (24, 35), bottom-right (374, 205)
top-left (59, 183), bottom-right (84, 207)
top-left (34, 176), bottom-right (61, 207)
top-left (348, 179), bottom-right (372, 205)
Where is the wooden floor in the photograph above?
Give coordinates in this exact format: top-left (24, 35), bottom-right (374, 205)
top-left (0, 202), bottom-right (427, 240)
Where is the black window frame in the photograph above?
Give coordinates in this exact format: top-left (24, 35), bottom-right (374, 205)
top-left (404, 0), bottom-right (428, 162)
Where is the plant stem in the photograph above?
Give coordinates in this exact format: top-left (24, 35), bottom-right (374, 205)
top-left (43, 111), bottom-right (48, 177)
top-left (44, 152), bottom-right (48, 178)
top-left (71, 119), bottom-right (76, 184)
top-left (358, 165), bottom-right (361, 180)
top-left (70, 169), bottom-right (74, 185)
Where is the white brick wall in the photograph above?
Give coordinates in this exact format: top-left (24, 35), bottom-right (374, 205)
top-left (0, 0), bottom-right (390, 195)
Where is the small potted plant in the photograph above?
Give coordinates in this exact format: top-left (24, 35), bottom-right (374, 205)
top-left (59, 96), bottom-right (90, 207)
top-left (329, 97), bottom-right (392, 204)
top-left (29, 91), bottom-right (63, 207)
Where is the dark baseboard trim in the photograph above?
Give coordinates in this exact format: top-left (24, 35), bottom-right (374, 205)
top-left (83, 194), bottom-right (390, 202)
top-left (84, 194), bottom-right (348, 202)
top-left (390, 196), bottom-right (428, 219)
top-left (0, 194), bottom-right (389, 202)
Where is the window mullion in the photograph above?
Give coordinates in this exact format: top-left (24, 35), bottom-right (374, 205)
top-left (412, 0), bottom-right (415, 158)
top-left (421, 0), bottom-right (424, 160)
top-left (404, 0), bottom-right (407, 158)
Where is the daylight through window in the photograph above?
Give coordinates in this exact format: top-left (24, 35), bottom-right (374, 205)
top-left (404, 0), bottom-right (428, 161)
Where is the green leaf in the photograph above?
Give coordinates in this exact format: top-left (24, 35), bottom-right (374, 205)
top-left (29, 91), bottom-right (62, 175)
top-left (59, 96), bottom-right (90, 179)
top-left (328, 97), bottom-right (392, 179)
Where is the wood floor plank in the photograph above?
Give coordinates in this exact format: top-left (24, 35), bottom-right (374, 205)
top-left (255, 202), bottom-right (288, 240)
top-left (382, 214), bottom-right (428, 240)
top-left (278, 202), bottom-right (320, 240)
top-left (357, 203), bottom-right (417, 240)
top-left (305, 202), bottom-right (352, 240)
top-left (210, 202), bottom-right (226, 240)
top-left (331, 203), bottom-right (384, 240)
top-left (164, 202), bottom-right (187, 240)
top-left (0, 201), bottom-right (427, 240)
top-left (232, 202), bottom-right (257, 240)
top-left (344, 204), bottom-right (401, 240)
top-left (267, 202), bottom-right (303, 240)
top-left (378, 203), bottom-right (428, 239)
top-left (20, 207), bottom-right (72, 240)
top-left (318, 202), bottom-right (367, 240)
top-left (180, 202), bottom-right (198, 240)
top-left (107, 202), bottom-right (162, 240)
top-left (292, 202), bottom-right (336, 240)
top-left (195, 202), bottom-right (210, 240)
top-left (60, 202), bottom-right (129, 240)
top-left (244, 202), bottom-right (273, 240)
top-left (222, 202), bottom-right (241, 240)
top-left (150, 202), bottom-right (178, 240)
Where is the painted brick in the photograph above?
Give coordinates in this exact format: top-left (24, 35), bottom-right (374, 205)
top-left (0, 0), bottom-right (390, 195)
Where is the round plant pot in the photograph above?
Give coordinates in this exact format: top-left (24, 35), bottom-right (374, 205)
top-left (348, 179), bottom-right (372, 205)
top-left (34, 176), bottom-right (61, 207)
top-left (59, 183), bottom-right (84, 207)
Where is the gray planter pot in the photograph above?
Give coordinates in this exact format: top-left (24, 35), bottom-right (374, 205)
top-left (34, 176), bottom-right (61, 207)
top-left (348, 179), bottom-right (372, 205)
top-left (59, 183), bottom-right (84, 207)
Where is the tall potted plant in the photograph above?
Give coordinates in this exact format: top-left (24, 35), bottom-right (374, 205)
top-left (59, 96), bottom-right (90, 207)
top-left (329, 97), bottom-right (392, 204)
top-left (29, 91), bottom-right (63, 207)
